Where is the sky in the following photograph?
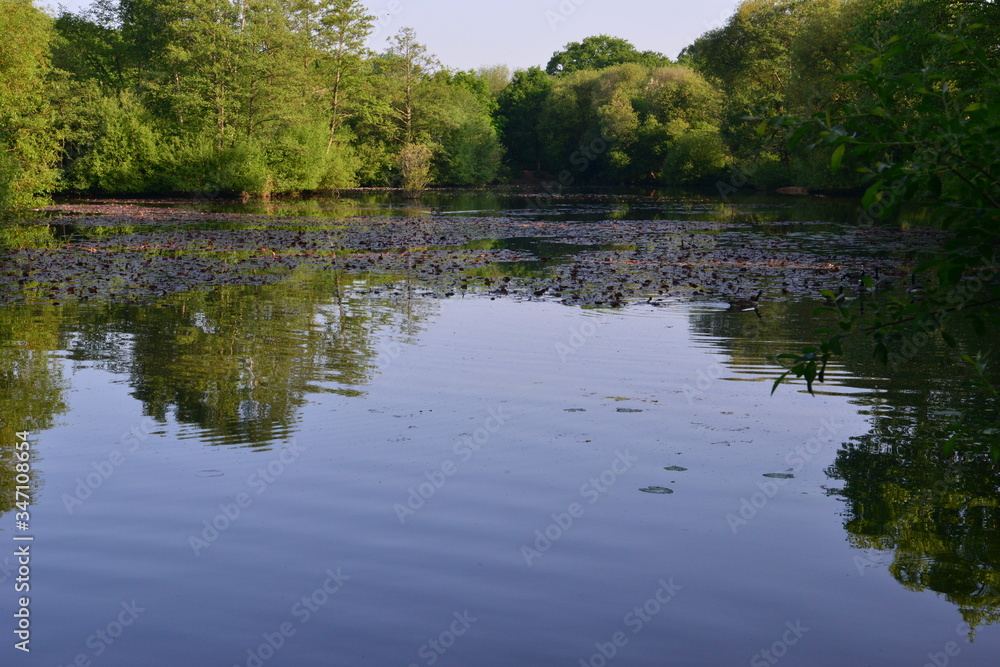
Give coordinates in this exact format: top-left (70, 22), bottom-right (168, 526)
top-left (46, 0), bottom-right (743, 72)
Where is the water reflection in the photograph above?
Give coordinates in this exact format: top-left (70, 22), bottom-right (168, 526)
top-left (14, 271), bottom-right (436, 449)
top-left (1, 191), bottom-right (999, 663)
top-left (0, 306), bottom-right (68, 512)
top-left (689, 294), bottom-right (1000, 632)
top-left (825, 330), bottom-right (1000, 633)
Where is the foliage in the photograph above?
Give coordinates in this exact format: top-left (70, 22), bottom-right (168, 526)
top-left (529, 64), bottom-right (728, 184)
top-left (59, 86), bottom-right (165, 194)
top-left (497, 67), bottom-right (554, 172)
top-left (546, 35), bottom-right (671, 75)
top-left (14, 3), bottom-right (996, 198)
top-left (45, 2), bottom-right (504, 194)
top-left (398, 143), bottom-right (433, 195)
top-left (770, 27), bottom-right (1000, 456)
top-left (682, 0), bottom-right (868, 189)
top-left (0, 0), bottom-right (60, 211)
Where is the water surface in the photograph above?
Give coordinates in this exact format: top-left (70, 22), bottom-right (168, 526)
top-left (1, 191), bottom-right (998, 666)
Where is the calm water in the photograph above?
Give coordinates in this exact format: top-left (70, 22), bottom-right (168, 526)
top-left (2, 191), bottom-right (998, 666)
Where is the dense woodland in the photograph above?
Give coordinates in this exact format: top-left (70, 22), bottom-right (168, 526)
top-left (0, 0), bottom-right (997, 207)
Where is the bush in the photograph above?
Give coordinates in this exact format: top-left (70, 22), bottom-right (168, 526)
top-left (0, 0), bottom-right (59, 210)
top-left (398, 143), bottom-right (434, 194)
top-left (60, 89), bottom-right (164, 194)
top-left (159, 136), bottom-right (270, 196)
top-left (661, 121), bottom-right (729, 185)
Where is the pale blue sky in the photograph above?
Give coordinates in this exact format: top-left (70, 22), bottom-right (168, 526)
top-left (45, 0), bottom-right (741, 71)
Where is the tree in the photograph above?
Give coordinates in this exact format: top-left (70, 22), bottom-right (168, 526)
top-left (383, 27), bottom-right (439, 143)
top-left (52, 1), bottom-right (133, 93)
top-left (475, 64), bottom-right (512, 99)
top-left (302, 0), bottom-right (374, 154)
top-left (771, 27), bottom-right (1000, 456)
top-left (0, 0), bottom-right (60, 211)
top-left (531, 64), bottom-right (727, 184)
top-left (546, 35), bottom-right (670, 75)
top-left (497, 67), bottom-right (553, 172)
top-left (682, 0), bottom-right (868, 188)
top-left (423, 75), bottom-right (503, 185)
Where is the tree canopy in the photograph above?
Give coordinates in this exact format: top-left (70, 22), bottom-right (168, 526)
top-left (0, 1), bottom-right (996, 208)
top-left (546, 35), bottom-right (671, 75)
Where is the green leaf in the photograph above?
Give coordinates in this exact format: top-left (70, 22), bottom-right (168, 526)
top-left (831, 144), bottom-right (846, 171)
top-left (861, 182), bottom-right (882, 211)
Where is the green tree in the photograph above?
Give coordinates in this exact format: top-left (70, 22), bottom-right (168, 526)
top-left (423, 75), bottom-right (503, 185)
top-left (682, 0), bottom-right (876, 189)
top-left (474, 64), bottom-right (512, 99)
top-left (771, 27), bottom-right (1000, 455)
top-left (546, 35), bottom-right (670, 75)
top-left (383, 27), bottom-right (439, 144)
top-left (58, 85), bottom-right (165, 194)
top-left (52, 1), bottom-right (134, 93)
top-left (533, 64), bottom-right (727, 184)
top-left (302, 0), bottom-right (374, 154)
top-left (0, 0), bottom-right (60, 211)
top-left (497, 67), bottom-right (553, 172)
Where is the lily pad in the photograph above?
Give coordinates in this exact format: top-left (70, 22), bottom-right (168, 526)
top-left (616, 408), bottom-right (643, 413)
top-left (763, 473), bottom-right (795, 479)
top-left (564, 408), bottom-right (586, 412)
top-left (639, 486), bottom-right (674, 494)
top-left (663, 466), bottom-right (687, 472)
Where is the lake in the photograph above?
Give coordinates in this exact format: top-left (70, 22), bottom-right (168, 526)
top-left (1, 190), bottom-right (998, 666)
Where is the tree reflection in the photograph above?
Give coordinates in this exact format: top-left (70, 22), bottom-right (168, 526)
top-left (827, 387), bottom-right (1000, 632)
top-left (0, 304), bottom-right (69, 513)
top-left (689, 299), bottom-right (1000, 631)
top-left (68, 268), bottom-right (435, 448)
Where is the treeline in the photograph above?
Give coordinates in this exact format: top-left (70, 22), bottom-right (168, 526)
top-left (501, 1), bottom-right (998, 189)
top-left (1, 0), bottom-right (505, 205)
top-left (0, 0), bottom-right (997, 208)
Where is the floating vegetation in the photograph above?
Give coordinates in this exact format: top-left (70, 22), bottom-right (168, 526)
top-left (616, 408), bottom-right (643, 413)
top-left (1, 198), bottom-right (943, 307)
top-left (640, 486), bottom-right (674, 494)
top-left (663, 466), bottom-right (688, 472)
top-left (763, 473), bottom-right (795, 479)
